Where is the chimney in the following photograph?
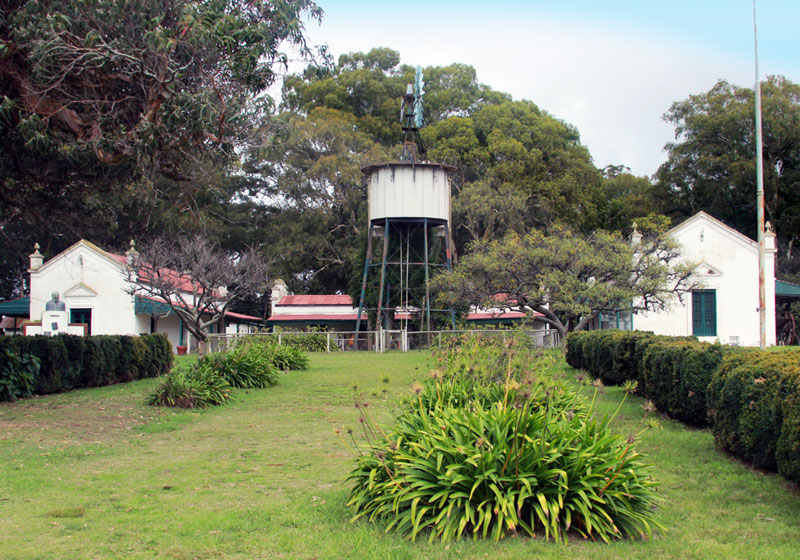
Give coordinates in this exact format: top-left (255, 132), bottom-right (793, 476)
top-left (29, 243), bottom-right (44, 271)
top-left (125, 239), bottom-right (139, 266)
top-left (630, 222), bottom-right (642, 247)
top-left (765, 221), bottom-right (777, 252)
top-left (270, 279), bottom-right (288, 315)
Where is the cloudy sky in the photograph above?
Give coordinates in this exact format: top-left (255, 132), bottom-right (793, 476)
top-left (299, 0), bottom-right (800, 178)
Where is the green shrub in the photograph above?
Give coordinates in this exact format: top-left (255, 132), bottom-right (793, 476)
top-left (274, 331), bottom-right (331, 352)
top-left (0, 333), bottom-right (173, 399)
top-left (57, 334), bottom-right (85, 390)
top-left (27, 335), bottom-right (68, 394)
top-left (196, 347), bottom-right (280, 389)
top-left (268, 344), bottom-right (310, 371)
top-left (777, 378), bottom-right (800, 481)
top-left (147, 365), bottom-right (232, 408)
top-left (708, 350), bottom-right (800, 476)
top-left (235, 337), bottom-right (310, 371)
top-left (346, 337), bottom-right (662, 543)
top-left (140, 334), bottom-right (173, 378)
top-left (0, 349), bottom-right (38, 401)
top-left (80, 337), bottom-right (108, 387)
top-left (565, 331), bottom-right (589, 371)
top-left (640, 340), bottom-right (729, 427)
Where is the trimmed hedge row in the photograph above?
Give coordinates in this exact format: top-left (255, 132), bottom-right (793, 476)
top-left (0, 333), bottom-right (173, 398)
top-left (708, 350), bottom-right (800, 481)
top-left (566, 329), bottom-right (800, 482)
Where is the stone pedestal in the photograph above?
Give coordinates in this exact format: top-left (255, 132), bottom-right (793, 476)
top-left (42, 310), bottom-right (69, 336)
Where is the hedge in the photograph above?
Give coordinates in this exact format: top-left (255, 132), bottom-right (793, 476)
top-left (566, 329), bottom-right (800, 483)
top-left (0, 333), bottom-right (173, 400)
top-left (708, 349), bottom-right (800, 481)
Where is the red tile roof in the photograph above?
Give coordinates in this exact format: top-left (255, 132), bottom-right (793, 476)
top-left (277, 295), bottom-right (354, 306)
top-left (108, 251), bottom-right (211, 295)
top-left (224, 311), bottom-right (263, 321)
top-left (268, 313), bottom-right (363, 322)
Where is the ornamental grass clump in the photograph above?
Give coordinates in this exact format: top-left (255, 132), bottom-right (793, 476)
top-left (235, 337), bottom-right (310, 371)
top-left (344, 337), bottom-right (662, 543)
top-left (198, 346), bottom-right (281, 388)
top-left (147, 365), bottom-right (233, 408)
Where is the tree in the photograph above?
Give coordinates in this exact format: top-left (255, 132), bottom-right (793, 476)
top-left (126, 236), bottom-right (270, 352)
top-left (422, 100), bottom-right (606, 248)
top-left (655, 76), bottom-right (800, 279)
top-left (0, 0), bottom-right (322, 295)
top-left (598, 165), bottom-right (660, 235)
top-left (436, 219), bottom-right (697, 347)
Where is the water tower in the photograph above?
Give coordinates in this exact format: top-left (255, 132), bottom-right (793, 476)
top-left (355, 67), bottom-right (457, 333)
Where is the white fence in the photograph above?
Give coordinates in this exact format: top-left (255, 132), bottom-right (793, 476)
top-left (208, 328), bottom-right (560, 353)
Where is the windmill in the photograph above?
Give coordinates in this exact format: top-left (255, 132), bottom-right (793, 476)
top-left (355, 66), bottom-right (457, 338)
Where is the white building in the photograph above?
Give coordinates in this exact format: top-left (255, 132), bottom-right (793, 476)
top-left (266, 279), bottom-right (365, 330)
top-left (634, 211), bottom-right (777, 347)
top-left (13, 240), bottom-right (262, 352)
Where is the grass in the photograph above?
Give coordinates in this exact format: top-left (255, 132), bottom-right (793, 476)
top-left (0, 351), bottom-right (798, 559)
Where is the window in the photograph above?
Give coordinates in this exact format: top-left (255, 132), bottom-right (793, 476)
top-left (692, 290), bottom-right (717, 336)
top-left (70, 308), bottom-right (92, 335)
top-left (597, 309), bottom-right (633, 331)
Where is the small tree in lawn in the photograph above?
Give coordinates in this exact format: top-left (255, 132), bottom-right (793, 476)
top-left (126, 236), bottom-right (270, 353)
top-left (436, 217), bottom-right (698, 347)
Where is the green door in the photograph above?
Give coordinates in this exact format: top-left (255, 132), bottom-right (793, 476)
top-left (70, 308), bottom-right (92, 335)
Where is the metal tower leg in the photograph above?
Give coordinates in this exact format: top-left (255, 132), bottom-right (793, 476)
top-left (423, 218), bottom-right (431, 333)
top-left (444, 223), bottom-right (457, 329)
top-left (376, 218), bottom-right (389, 335)
top-left (355, 222), bottom-right (374, 335)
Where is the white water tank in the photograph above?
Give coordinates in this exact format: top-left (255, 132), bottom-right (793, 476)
top-left (362, 162), bottom-right (455, 223)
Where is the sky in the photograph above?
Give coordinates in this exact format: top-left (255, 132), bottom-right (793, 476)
top-left (296, 0), bottom-right (800, 178)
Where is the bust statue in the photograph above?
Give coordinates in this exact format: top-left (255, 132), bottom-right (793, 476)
top-left (45, 291), bottom-right (66, 311)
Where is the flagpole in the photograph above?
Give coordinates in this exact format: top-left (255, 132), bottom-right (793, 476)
top-left (753, 0), bottom-right (767, 350)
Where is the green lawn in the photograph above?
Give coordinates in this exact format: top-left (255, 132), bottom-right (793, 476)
top-left (1, 351), bottom-right (799, 559)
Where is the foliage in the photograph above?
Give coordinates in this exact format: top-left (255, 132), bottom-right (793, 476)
top-left (656, 76), bottom-right (800, 278)
top-left (566, 331), bottom-right (726, 427)
top-left (271, 331), bottom-right (332, 353)
top-left (641, 340), bottom-right (727, 426)
top-left (232, 335), bottom-right (312, 370)
top-left (197, 345), bottom-right (281, 388)
top-left (598, 165), bottom-right (661, 236)
top-left (437, 221), bottom-right (698, 344)
top-left (424, 100), bottom-right (606, 245)
top-left (146, 337), bottom-right (305, 408)
top-left (147, 364), bottom-right (233, 408)
top-left (707, 349), bottom-right (800, 480)
top-left (268, 48), bottom-right (608, 293)
top-left (126, 235), bottom-right (270, 346)
top-left (568, 330), bottom-right (800, 483)
top-left (0, 333), bottom-right (171, 398)
top-left (0, 0), bottom-right (322, 297)
top-left (0, 349), bottom-right (38, 401)
top-left (344, 336), bottom-right (662, 543)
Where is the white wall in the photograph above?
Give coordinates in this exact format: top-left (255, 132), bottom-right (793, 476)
top-left (634, 213), bottom-right (776, 347)
top-left (273, 304), bottom-right (359, 316)
top-left (29, 242), bottom-right (138, 336)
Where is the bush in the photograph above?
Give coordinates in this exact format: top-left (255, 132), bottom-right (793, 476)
top-left (235, 337), bottom-right (310, 371)
top-left (147, 365), bottom-right (233, 408)
top-left (0, 349), bottom-right (39, 401)
top-left (274, 331), bottom-right (331, 352)
top-left (196, 347), bottom-right (280, 389)
top-left (267, 344), bottom-right (310, 371)
top-left (565, 331), bottom-right (590, 370)
top-left (346, 337), bottom-right (662, 543)
top-left (707, 349), bottom-right (800, 477)
top-left (0, 333), bottom-right (173, 398)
